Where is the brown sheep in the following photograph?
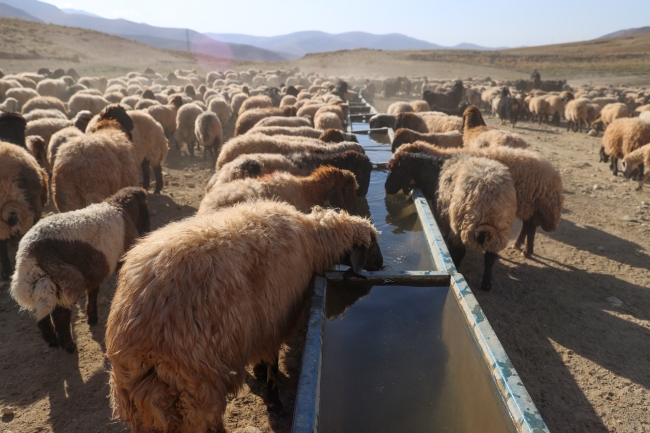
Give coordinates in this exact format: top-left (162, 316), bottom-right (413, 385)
top-left (461, 105), bottom-right (529, 149)
top-left (234, 106), bottom-right (297, 136)
top-left (600, 117), bottom-right (650, 175)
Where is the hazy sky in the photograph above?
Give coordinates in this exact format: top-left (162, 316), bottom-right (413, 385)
top-left (42, 0), bottom-right (650, 47)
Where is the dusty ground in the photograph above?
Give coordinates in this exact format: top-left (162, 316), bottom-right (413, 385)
top-left (1, 94), bottom-right (650, 433)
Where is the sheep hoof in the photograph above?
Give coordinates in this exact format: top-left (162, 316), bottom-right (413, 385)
top-left (48, 341), bottom-right (60, 348)
top-left (522, 250), bottom-right (533, 259)
top-left (512, 242), bottom-right (522, 251)
top-left (87, 315), bottom-right (98, 325)
top-left (266, 400), bottom-right (284, 415)
top-left (480, 282), bottom-right (492, 291)
top-left (253, 362), bottom-right (267, 380)
top-left (64, 343), bottom-right (77, 354)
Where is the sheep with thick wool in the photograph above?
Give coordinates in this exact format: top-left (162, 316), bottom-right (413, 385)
top-left (215, 133), bottom-right (364, 169)
top-left (394, 112), bottom-right (463, 133)
top-left (174, 102), bottom-right (205, 156)
top-left (234, 106), bottom-right (297, 136)
top-left (52, 106), bottom-right (140, 212)
top-left (46, 111), bottom-right (94, 171)
top-left (68, 94), bottom-right (110, 116)
top-left (0, 135), bottom-right (49, 280)
top-left (391, 128), bottom-right (463, 152)
top-left (208, 150), bottom-right (371, 196)
top-left (6, 88), bottom-right (39, 110)
top-left (254, 115), bottom-right (313, 129)
top-left (22, 96), bottom-right (68, 116)
top-left (147, 95), bottom-right (183, 139)
top-left (106, 200), bottom-right (383, 433)
top-left (200, 166), bottom-right (358, 215)
top-left (315, 111), bottom-right (343, 130)
top-left (565, 98), bottom-right (591, 132)
top-left (461, 105), bottom-right (528, 149)
top-left (386, 151), bottom-right (516, 290)
top-left (247, 125), bottom-right (322, 139)
top-left (591, 103), bottom-right (629, 131)
top-left (10, 187), bottom-right (149, 352)
top-left (23, 109), bottom-right (67, 122)
top-left (600, 117), bottom-right (650, 175)
top-left (387, 102), bottom-right (414, 115)
top-left (208, 97), bottom-right (233, 129)
top-left (623, 144), bottom-right (650, 189)
top-left (129, 111), bottom-right (169, 193)
top-left (195, 111), bottom-right (223, 165)
top-left (396, 142), bottom-right (564, 258)
top-left (238, 94), bottom-right (273, 115)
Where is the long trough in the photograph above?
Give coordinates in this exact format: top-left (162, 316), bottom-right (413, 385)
top-left (291, 96), bottom-right (549, 433)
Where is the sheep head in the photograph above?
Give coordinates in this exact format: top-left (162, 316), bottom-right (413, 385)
top-left (0, 112), bottom-right (27, 148)
top-left (73, 110), bottom-right (93, 132)
top-left (319, 129), bottom-right (357, 144)
top-left (311, 166), bottom-right (358, 214)
top-left (461, 105), bottom-right (486, 132)
top-left (369, 113), bottom-right (396, 130)
top-left (98, 104), bottom-right (134, 140)
top-left (391, 128), bottom-right (417, 152)
top-left (106, 187), bottom-right (150, 237)
top-left (385, 153), bottom-right (415, 195)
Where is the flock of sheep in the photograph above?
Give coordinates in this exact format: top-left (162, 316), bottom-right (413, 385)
top-left (0, 64), bottom-right (647, 433)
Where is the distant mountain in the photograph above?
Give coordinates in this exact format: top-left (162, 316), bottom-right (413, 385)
top-left (0, 0), bottom-right (287, 62)
top-left (61, 8), bottom-right (101, 18)
top-left (599, 27), bottom-right (650, 39)
top-left (0, 2), bottom-right (42, 22)
top-left (452, 42), bottom-right (506, 51)
top-left (206, 31), bottom-right (444, 58)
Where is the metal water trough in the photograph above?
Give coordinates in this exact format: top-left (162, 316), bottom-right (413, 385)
top-left (291, 96), bottom-right (550, 433)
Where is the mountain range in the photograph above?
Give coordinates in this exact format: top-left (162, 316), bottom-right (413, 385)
top-left (599, 26), bottom-right (650, 39)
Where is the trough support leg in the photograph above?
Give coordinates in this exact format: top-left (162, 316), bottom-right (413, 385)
top-left (264, 354), bottom-right (283, 414)
top-left (52, 306), bottom-right (76, 353)
top-left (86, 285), bottom-right (100, 325)
top-left (0, 240), bottom-right (11, 281)
top-left (141, 159), bottom-right (151, 191)
top-left (153, 165), bottom-right (164, 194)
top-left (480, 252), bottom-right (499, 291)
top-left (38, 315), bottom-right (59, 347)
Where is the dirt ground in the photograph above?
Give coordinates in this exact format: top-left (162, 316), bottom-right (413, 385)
top-left (2, 92), bottom-right (650, 433)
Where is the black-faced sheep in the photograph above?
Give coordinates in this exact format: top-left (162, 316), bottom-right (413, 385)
top-left (422, 80), bottom-right (465, 111)
top-left (52, 106), bottom-right (139, 212)
top-left (461, 105), bottom-right (528, 149)
top-left (106, 200), bottom-right (382, 433)
top-left (396, 142), bottom-right (564, 258)
top-left (200, 166), bottom-right (358, 215)
top-left (385, 151), bottom-right (516, 290)
top-left (215, 133), bottom-right (364, 170)
top-left (10, 187), bottom-right (149, 352)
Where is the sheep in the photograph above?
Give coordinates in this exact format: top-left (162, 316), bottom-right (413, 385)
top-left (25, 135), bottom-right (48, 170)
top-left (387, 102), bottom-right (414, 115)
top-left (174, 103), bottom-right (205, 156)
top-left (600, 117), bottom-right (650, 176)
top-left (461, 105), bottom-right (529, 149)
top-left (591, 103), bottom-right (629, 132)
top-left (68, 94), bottom-right (110, 116)
top-left (565, 98), bottom-right (591, 132)
top-left (410, 100), bottom-right (431, 112)
top-left (0, 112), bottom-right (27, 147)
top-left (422, 80), bottom-right (465, 110)
top-left (391, 129), bottom-right (463, 152)
top-left (200, 166), bottom-right (358, 215)
top-left (247, 125), bottom-right (323, 139)
top-left (52, 106), bottom-right (140, 212)
top-left (315, 104), bottom-right (346, 124)
top-left (21, 97), bottom-right (67, 117)
top-left (106, 200), bottom-right (382, 433)
top-left (23, 109), bottom-right (68, 122)
top-left (35, 78), bottom-right (69, 101)
top-left (395, 142), bottom-right (564, 258)
top-left (208, 97), bottom-right (233, 129)
top-left (318, 129), bottom-right (359, 144)
top-left (78, 76), bottom-right (108, 93)
top-left (280, 95), bottom-right (297, 107)
top-left (208, 150), bottom-right (372, 196)
top-left (394, 112), bottom-right (463, 133)
top-left (238, 94), bottom-right (273, 115)
top-left (6, 88), bottom-right (39, 110)
top-left (9, 187), bottom-right (149, 352)
top-left (25, 118), bottom-right (72, 148)
top-left (46, 111), bottom-right (94, 171)
top-left (385, 151), bottom-right (516, 291)
top-left (129, 111), bottom-right (169, 194)
top-left (147, 95), bottom-right (183, 139)
top-left (254, 115), bottom-right (313, 129)
top-left (234, 106), bottom-right (297, 136)
top-left (315, 111), bottom-right (343, 130)
top-left (0, 97), bottom-right (19, 113)
top-left (622, 144), bottom-right (650, 189)
top-left (641, 111), bottom-right (650, 123)
top-left (216, 133), bottom-right (364, 170)
top-left (230, 93), bottom-right (248, 114)
top-left (195, 111), bottom-right (223, 165)
top-left (369, 113), bottom-right (396, 129)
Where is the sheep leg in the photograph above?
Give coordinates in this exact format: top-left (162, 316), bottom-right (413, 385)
top-left (0, 240), bottom-right (11, 281)
top-left (153, 165), bottom-right (164, 194)
top-left (611, 158), bottom-right (619, 176)
top-left (514, 219), bottom-right (529, 251)
top-left (253, 361), bottom-right (267, 380)
top-left (480, 252), bottom-right (499, 291)
top-left (448, 243), bottom-right (466, 269)
top-left (86, 285), bottom-right (100, 325)
top-left (51, 305), bottom-right (76, 353)
top-left (637, 168), bottom-right (650, 190)
top-left (636, 163), bottom-right (645, 182)
top-left (523, 221), bottom-right (537, 258)
top-left (37, 315), bottom-right (59, 347)
top-left (188, 141), bottom-right (195, 157)
top-left (263, 354), bottom-right (283, 413)
top-left (141, 159), bottom-right (151, 190)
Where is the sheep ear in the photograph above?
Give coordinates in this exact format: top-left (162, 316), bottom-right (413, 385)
top-left (349, 245), bottom-right (368, 275)
top-left (326, 188), bottom-right (343, 209)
